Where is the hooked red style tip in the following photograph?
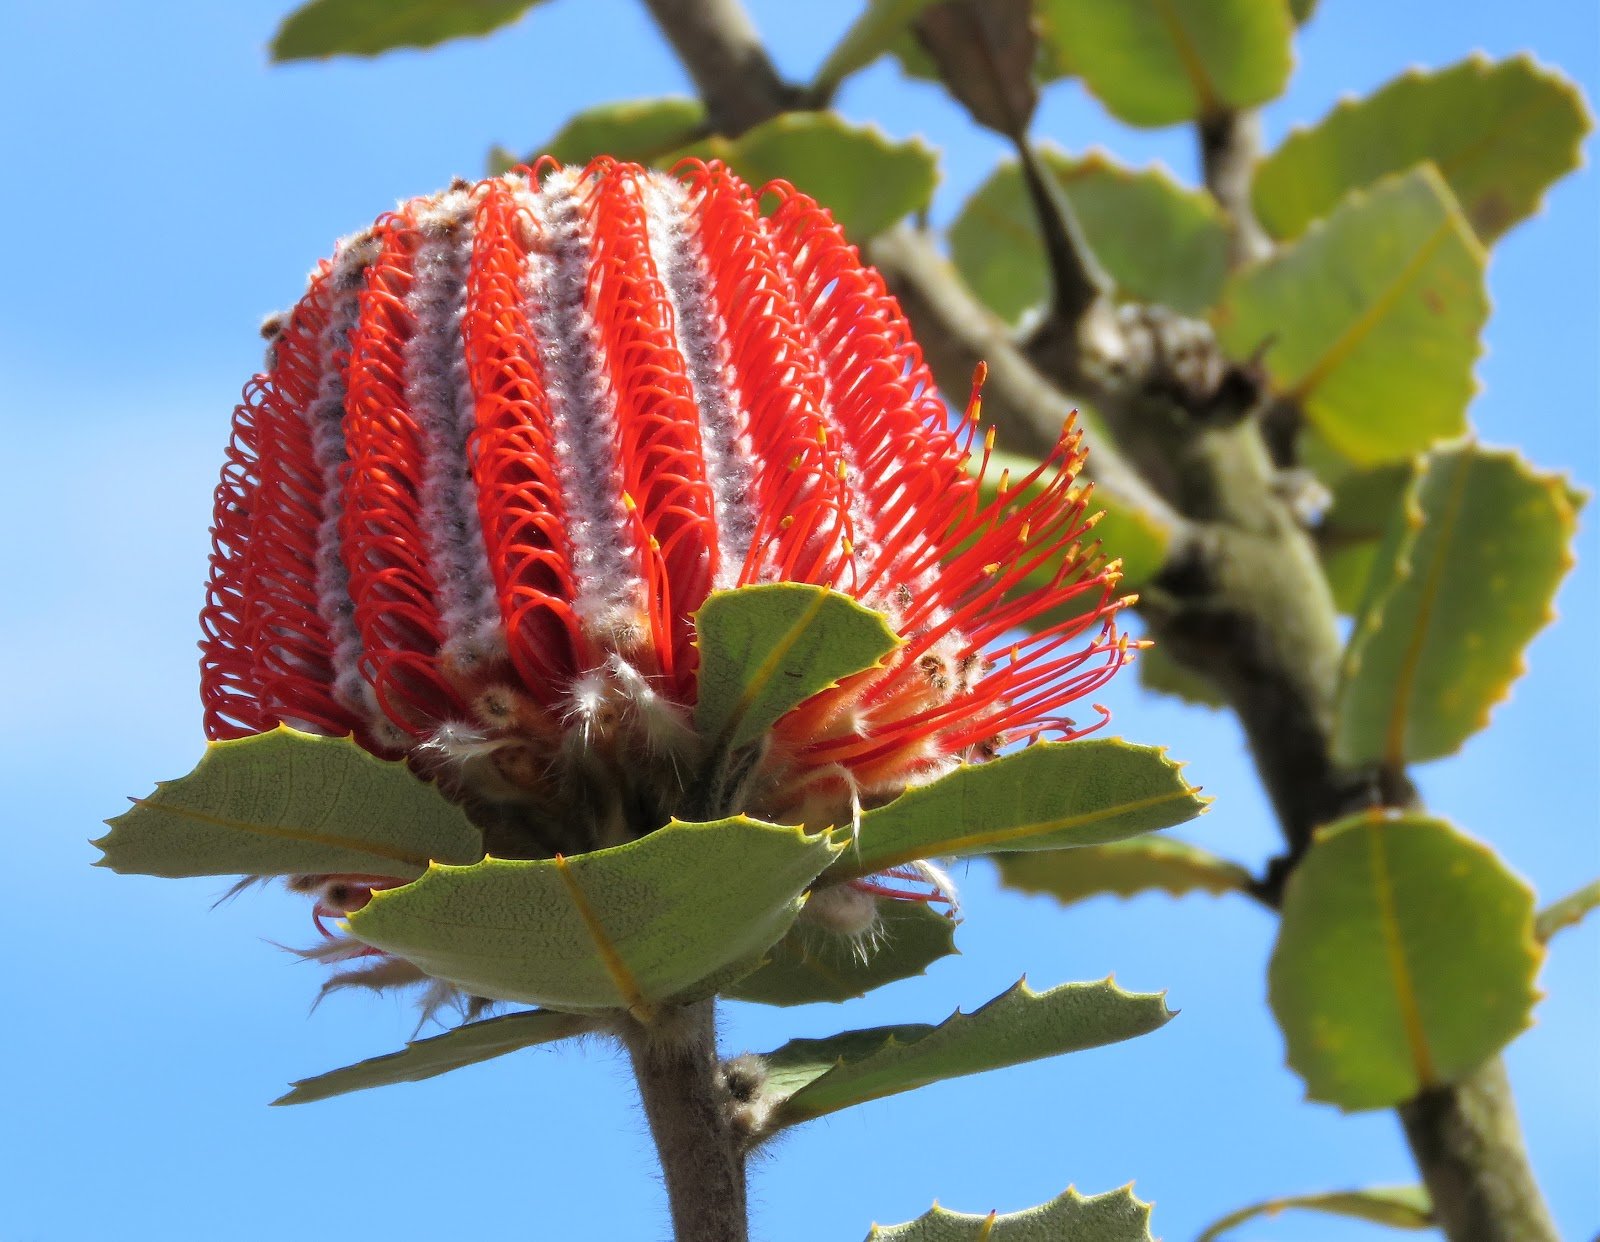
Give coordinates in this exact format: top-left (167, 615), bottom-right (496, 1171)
top-left (201, 158), bottom-right (1130, 843)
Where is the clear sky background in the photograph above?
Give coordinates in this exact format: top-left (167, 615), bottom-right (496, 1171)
top-left (2, 2), bottom-right (1594, 1239)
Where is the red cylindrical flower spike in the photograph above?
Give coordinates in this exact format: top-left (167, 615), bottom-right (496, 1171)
top-left (202, 159), bottom-right (1130, 868)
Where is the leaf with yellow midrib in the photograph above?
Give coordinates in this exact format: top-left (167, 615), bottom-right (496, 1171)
top-left (1269, 813), bottom-right (1540, 1110)
top-left (1214, 166), bottom-right (1487, 466)
top-left (839, 740), bottom-right (1208, 880)
top-left (94, 726), bottom-right (483, 880)
top-left (1335, 443), bottom-right (1579, 767)
top-left (347, 816), bottom-right (841, 1015)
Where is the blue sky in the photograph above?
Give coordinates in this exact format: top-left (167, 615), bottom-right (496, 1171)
top-left (2, 2), bottom-right (1594, 1239)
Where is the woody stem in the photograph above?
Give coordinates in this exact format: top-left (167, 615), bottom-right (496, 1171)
top-left (621, 999), bottom-right (748, 1242)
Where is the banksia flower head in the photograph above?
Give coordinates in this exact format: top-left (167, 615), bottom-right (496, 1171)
top-left (203, 158), bottom-right (1129, 927)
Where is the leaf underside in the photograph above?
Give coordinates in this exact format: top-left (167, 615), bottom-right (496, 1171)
top-left (271, 0), bottom-right (542, 60)
top-left (762, 977), bottom-right (1172, 1127)
top-left (723, 899), bottom-right (958, 1007)
top-left (94, 726), bottom-right (482, 880)
top-left (951, 149), bottom-right (1230, 326)
top-left (867, 1184), bottom-right (1154, 1241)
top-left (693, 583), bottom-right (902, 753)
top-left (1268, 813), bottom-right (1540, 1110)
top-left (348, 816), bottom-right (840, 1015)
top-left (1038, 0), bottom-right (1292, 127)
top-left (1253, 55), bottom-right (1592, 244)
top-left (274, 1009), bottom-right (593, 1106)
top-left (995, 836), bottom-right (1251, 908)
top-left (1196, 1185), bottom-right (1432, 1241)
top-left (1335, 443), bottom-right (1577, 767)
top-left (1215, 166), bottom-right (1487, 467)
top-left (841, 739), bottom-right (1208, 879)
top-left (666, 114), bottom-right (940, 240)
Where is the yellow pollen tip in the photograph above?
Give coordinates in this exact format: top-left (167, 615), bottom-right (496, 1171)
top-left (836, 460), bottom-right (848, 480)
top-left (622, 492), bottom-right (638, 514)
top-left (816, 426), bottom-right (828, 447)
top-left (841, 538), bottom-right (854, 555)
top-left (984, 426), bottom-right (996, 452)
top-left (779, 515), bottom-right (795, 530)
top-left (1018, 521), bottom-right (1031, 544)
top-left (982, 562), bottom-right (1001, 576)
top-left (1084, 511), bottom-right (1105, 529)
top-left (1122, 591), bottom-right (1140, 607)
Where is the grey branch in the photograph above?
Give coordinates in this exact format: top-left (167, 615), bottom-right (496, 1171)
top-left (1199, 109), bottom-right (1273, 268)
top-left (640, 0), bottom-right (794, 135)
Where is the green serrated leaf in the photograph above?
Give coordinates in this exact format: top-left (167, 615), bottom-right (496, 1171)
top-left (868, 1184), bottom-right (1154, 1241)
top-left (1335, 444), bottom-right (1577, 767)
top-left (1197, 1185), bottom-right (1432, 1241)
top-left (724, 899), bottom-right (957, 1006)
top-left (270, 0), bottom-right (542, 61)
top-left (1269, 813), bottom-right (1541, 1110)
top-left (838, 740), bottom-right (1207, 880)
top-left (951, 150), bottom-right (1230, 325)
top-left (274, 1009), bottom-right (592, 1106)
top-left (812, 0), bottom-right (944, 97)
top-left (1214, 166), bottom-right (1487, 466)
top-left (94, 726), bottom-right (482, 880)
top-left (1535, 879), bottom-right (1600, 944)
top-left (693, 584), bottom-right (901, 753)
top-left (348, 817), bottom-right (841, 1016)
top-left (995, 836), bottom-right (1250, 908)
top-left (1254, 56), bottom-right (1592, 244)
top-left (970, 446), bottom-right (1170, 631)
top-left (1135, 643), bottom-right (1224, 709)
top-left (764, 977), bottom-right (1171, 1126)
top-left (667, 114), bottom-right (939, 240)
top-left (499, 97), bottom-right (707, 173)
top-left (1035, 0), bottom-right (1293, 128)
top-left (1318, 460), bottom-right (1420, 614)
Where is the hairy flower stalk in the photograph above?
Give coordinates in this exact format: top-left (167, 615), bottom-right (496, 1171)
top-left (202, 158), bottom-right (1129, 950)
